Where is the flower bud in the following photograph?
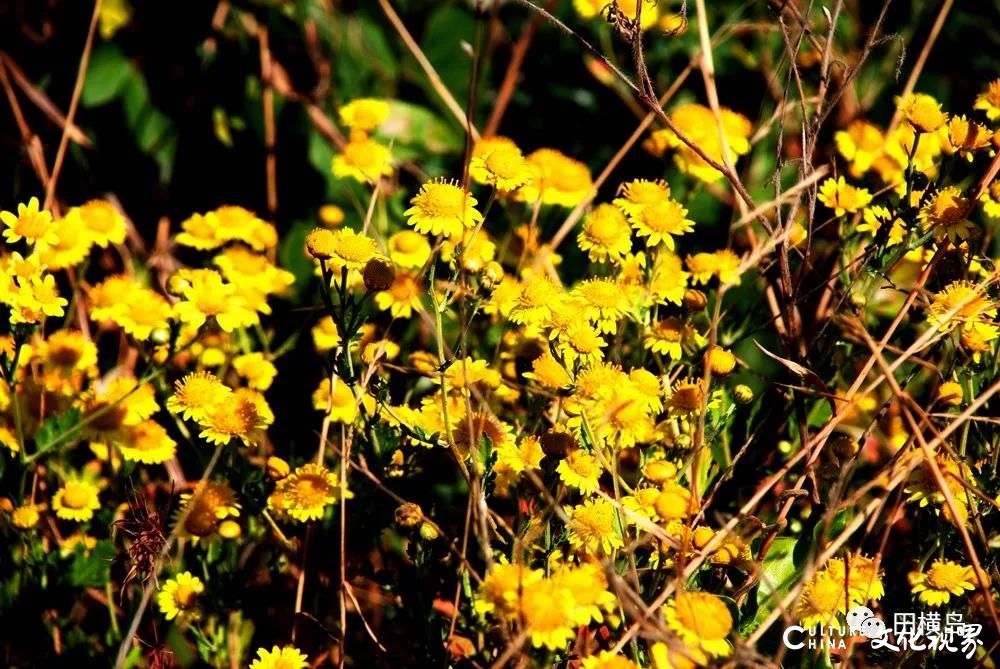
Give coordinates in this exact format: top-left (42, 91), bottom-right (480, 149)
top-left (479, 261), bottom-right (505, 291)
top-left (306, 228), bottom-right (337, 260)
top-left (419, 521), bottom-right (440, 541)
top-left (642, 460), bottom-right (677, 485)
top-left (219, 520), bottom-right (242, 539)
top-left (362, 257), bottom-right (395, 292)
top-left (319, 204), bottom-right (345, 227)
top-left (937, 381), bottom-right (963, 407)
top-left (266, 456), bottom-right (290, 481)
top-left (395, 502), bottom-right (423, 528)
top-left (683, 289), bottom-right (707, 311)
top-left (704, 346), bottom-right (737, 377)
top-left (733, 384), bottom-right (754, 404)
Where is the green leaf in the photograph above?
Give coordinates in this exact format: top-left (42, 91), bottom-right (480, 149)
top-left (742, 536), bottom-right (800, 634)
top-left (375, 100), bottom-right (463, 158)
top-left (68, 540), bottom-right (116, 588)
top-left (34, 407), bottom-right (82, 450)
top-left (82, 44), bottom-right (132, 107)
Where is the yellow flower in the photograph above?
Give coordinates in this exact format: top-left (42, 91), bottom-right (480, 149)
top-left (825, 554), bottom-right (885, 604)
top-left (388, 230), bottom-right (432, 269)
top-left (210, 206), bottom-right (277, 251)
top-left (817, 176), bottom-right (872, 216)
top-left (469, 145), bottom-right (533, 191)
top-left (523, 350), bottom-right (573, 389)
top-left (98, 0), bottom-right (131, 39)
top-left (374, 271), bottom-right (424, 318)
top-left (11, 504), bottom-right (41, 529)
top-left (332, 132), bottom-right (394, 183)
top-left (76, 199), bottom-right (127, 247)
top-left (319, 204), bottom-right (345, 226)
top-left (19, 274), bottom-right (69, 319)
top-left (338, 98), bottom-right (390, 132)
top-left (168, 371), bottom-right (232, 423)
top-left (664, 591), bottom-right (733, 658)
top-left (313, 376), bottom-right (365, 424)
top-left (648, 103), bottom-right (751, 183)
top-left (214, 246), bottom-right (295, 297)
top-left (249, 646), bottom-right (309, 669)
top-left (613, 178), bottom-right (672, 218)
top-left (476, 562), bottom-right (543, 617)
top-left (797, 574), bottom-right (847, 628)
top-left (440, 229), bottom-right (495, 273)
top-left (918, 187), bottom-right (975, 243)
top-left (173, 269), bottom-right (259, 332)
top-left (974, 78), bottom-right (1000, 121)
top-left (37, 329), bottom-right (98, 394)
top-left (961, 321), bottom-right (998, 363)
top-left (574, 278), bottom-right (629, 334)
top-left (178, 481), bottom-right (240, 538)
top-left (116, 420), bottom-right (177, 464)
top-left (36, 208), bottom-right (93, 270)
top-left (983, 181), bottom-right (1000, 219)
top-left (53, 479), bottom-right (101, 522)
top-left (834, 120), bottom-right (885, 177)
top-left (650, 641), bottom-right (706, 669)
top-left (908, 560), bottom-right (977, 607)
top-left (858, 205), bottom-right (906, 246)
top-left (509, 276), bottom-right (561, 325)
top-left (233, 352), bottom-right (277, 391)
top-left (946, 115), bottom-right (991, 161)
top-left (1, 197), bottom-right (57, 245)
top-left (654, 480), bottom-right (693, 520)
top-left (556, 449), bottom-right (603, 494)
top-left (928, 280), bottom-right (996, 331)
top-left (516, 148), bottom-right (593, 208)
top-left (628, 199), bottom-right (694, 249)
top-left (899, 93), bottom-right (947, 133)
top-left (578, 203), bottom-right (632, 263)
top-left (557, 321), bottom-right (606, 368)
top-left (157, 571), bottom-right (204, 621)
top-left (520, 579), bottom-right (577, 650)
top-left (114, 286), bottom-right (173, 341)
top-left (176, 212), bottom-right (222, 250)
top-left (573, 0), bottom-right (659, 31)
top-left (268, 463), bottom-right (341, 522)
top-left (567, 497), bottom-right (623, 555)
top-left (361, 339), bottom-right (400, 364)
top-left (198, 388), bottom-right (273, 446)
top-left (405, 179), bottom-right (482, 238)
top-left (649, 252), bottom-right (689, 305)
top-left (580, 652), bottom-right (638, 669)
top-left (665, 376), bottom-right (706, 415)
top-left (311, 315), bottom-right (341, 353)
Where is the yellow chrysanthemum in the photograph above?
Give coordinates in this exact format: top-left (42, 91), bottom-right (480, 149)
top-left (374, 272), bottom-right (424, 318)
top-left (173, 269), bottom-right (259, 332)
top-left (556, 449), bottom-right (603, 494)
top-left (908, 560), bottom-right (977, 607)
top-left (515, 148), bottom-right (593, 208)
top-left (573, 0), bottom-right (659, 31)
top-left (52, 479), bottom-right (101, 522)
top-left (858, 205), bottom-right (906, 246)
top-left (36, 208), bottom-right (93, 270)
top-left (233, 352), bottom-right (277, 391)
top-left (332, 132), bottom-right (394, 183)
top-left (338, 98), bottom-right (390, 132)
top-left (928, 280), bottom-right (996, 331)
top-left (613, 178), bottom-right (672, 218)
top-left (797, 574), bottom-right (848, 628)
top-left (523, 350), bottom-right (573, 389)
top-left (388, 230), bottom-right (432, 269)
top-left (11, 504), bottom-right (41, 529)
top-left (313, 376), bottom-right (365, 424)
top-left (168, 371), bottom-right (233, 422)
top-left (834, 120), bottom-right (885, 177)
top-left (76, 199), bottom-right (127, 247)
top-left (644, 317), bottom-right (685, 360)
top-left (974, 78), bottom-right (1000, 121)
top-left (817, 176), bottom-right (872, 216)
top-left (647, 104), bottom-right (751, 183)
top-left (198, 388), bottom-right (273, 446)
top-left (404, 179), bottom-right (482, 238)
top-left (157, 571), bottom-right (204, 621)
top-left (116, 420), bottom-right (177, 464)
top-left (567, 498), bottom-right (623, 555)
top-left (574, 278), bottom-right (630, 334)
top-left (649, 251), bottom-right (689, 305)
top-left (578, 203), bottom-right (632, 263)
top-left (268, 463), bottom-right (341, 522)
top-left (946, 115), bottom-right (991, 161)
top-left (664, 592), bottom-right (733, 658)
top-left (898, 93), bottom-right (948, 133)
top-left (469, 145), bottom-right (533, 191)
top-left (918, 187), bottom-right (975, 243)
top-left (311, 315), bottom-right (341, 353)
top-left (1, 197), bottom-right (57, 245)
top-left (628, 199), bottom-right (694, 249)
top-left (248, 646), bottom-right (309, 669)
top-left (178, 481), bottom-right (240, 538)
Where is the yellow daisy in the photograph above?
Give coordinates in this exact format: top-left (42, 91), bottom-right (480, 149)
top-left (374, 272), bottom-right (424, 318)
top-left (664, 592), bottom-right (733, 658)
top-left (817, 176), bottom-right (872, 216)
top-left (332, 132), bottom-right (394, 183)
top-left (567, 497), bottom-right (623, 555)
top-left (1, 197), bottom-right (57, 245)
top-left (167, 371), bottom-right (233, 423)
top-left (556, 449), bottom-right (602, 494)
top-left (908, 560), bottom-right (977, 607)
top-left (338, 98), bottom-right (390, 132)
top-left (628, 199), bottom-right (694, 249)
top-left (268, 463), bottom-right (341, 522)
top-left (52, 479), bottom-right (101, 522)
top-left (973, 78), bottom-right (1000, 121)
top-left (405, 179), bottom-right (482, 238)
top-left (117, 420), bottom-right (177, 465)
top-left (157, 571), bottom-right (204, 621)
top-left (249, 646), bottom-right (309, 669)
top-left (577, 203), bottom-right (632, 263)
top-left (388, 230), bottom-right (432, 269)
top-left (469, 145), bottom-right (533, 191)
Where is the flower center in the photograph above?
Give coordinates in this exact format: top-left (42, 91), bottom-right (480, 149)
top-left (927, 564), bottom-right (966, 591)
top-left (394, 231), bottom-right (423, 253)
top-left (292, 474), bottom-right (332, 507)
top-left (175, 583), bottom-right (198, 608)
top-left (420, 184), bottom-right (465, 217)
top-left (484, 149), bottom-right (523, 179)
top-left (62, 484), bottom-right (90, 509)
